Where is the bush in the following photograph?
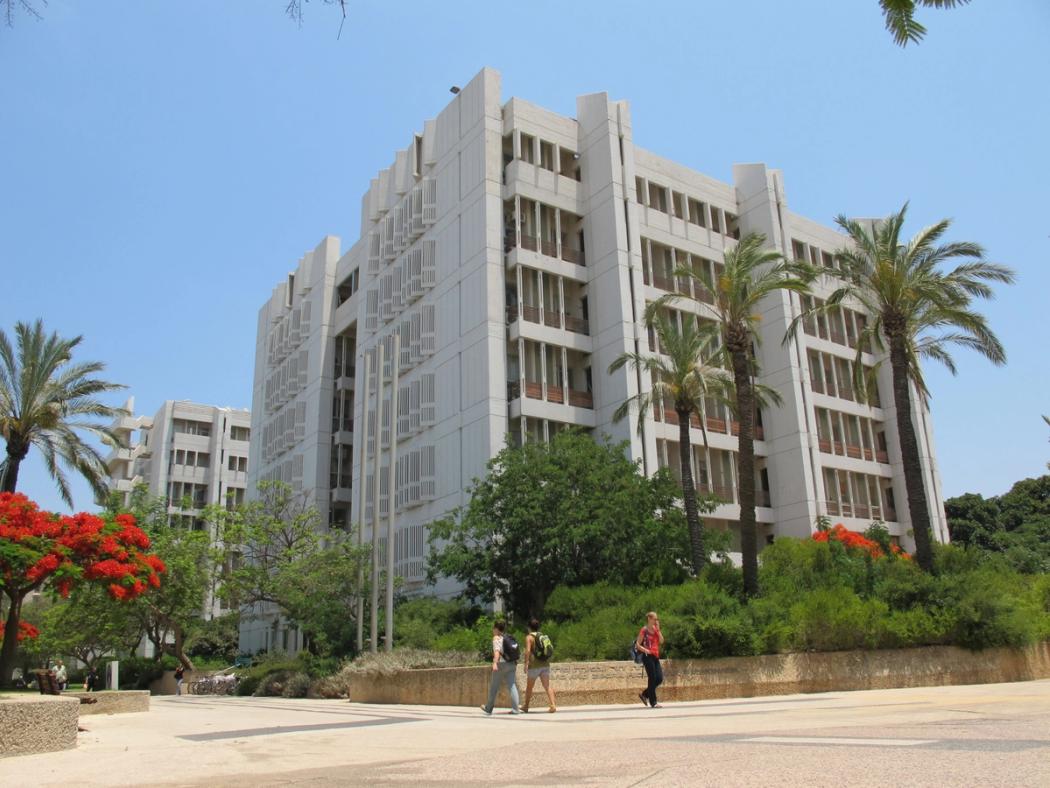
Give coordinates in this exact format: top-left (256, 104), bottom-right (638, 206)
top-left (784, 589), bottom-right (890, 652)
top-left (281, 672), bottom-right (312, 698)
top-left (121, 654), bottom-right (177, 691)
top-left (394, 598), bottom-right (480, 650)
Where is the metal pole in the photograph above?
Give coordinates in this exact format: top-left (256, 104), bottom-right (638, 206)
top-left (370, 341), bottom-right (384, 654)
top-left (384, 333), bottom-right (401, 653)
top-left (354, 351), bottom-right (371, 654)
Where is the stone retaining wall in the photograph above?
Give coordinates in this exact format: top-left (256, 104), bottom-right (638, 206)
top-left (70, 690), bottom-right (150, 715)
top-left (347, 642), bottom-right (1050, 707)
top-left (0, 695), bottom-right (79, 758)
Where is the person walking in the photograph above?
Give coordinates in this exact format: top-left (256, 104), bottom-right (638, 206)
top-left (174, 665), bottom-right (185, 696)
top-left (522, 618), bottom-right (556, 713)
top-left (481, 620), bottom-right (520, 715)
top-left (636, 611), bottom-right (664, 708)
top-left (84, 667), bottom-right (98, 692)
top-left (54, 660), bottom-right (68, 691)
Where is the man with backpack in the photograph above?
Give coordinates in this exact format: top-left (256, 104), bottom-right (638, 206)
top-left (481, 620), bottom-right (521, 715)
top-left (522, 618), bottom-right (556, 713)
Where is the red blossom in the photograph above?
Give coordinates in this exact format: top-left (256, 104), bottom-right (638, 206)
top-left (812, 523), bottom-right (909, 559)
top-left (0, 621), bottom-right (40, 642)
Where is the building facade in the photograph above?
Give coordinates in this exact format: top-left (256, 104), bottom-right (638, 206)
top-left (105, 398), bottom-right (252, 619)
top-left (244, 67), bottom-right (947, 652)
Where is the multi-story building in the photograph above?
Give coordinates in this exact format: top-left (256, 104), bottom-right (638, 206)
top-left (105, 398), bottom-right (252, 618)
top-left (244, 67), bottom-right (947, 652)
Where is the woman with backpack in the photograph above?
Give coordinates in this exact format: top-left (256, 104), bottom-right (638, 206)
top-left (481, 620), bottom-right (521, 715)
top-left (636, 611), bottom-right (665, 708)
top-left (522, 618), bottom-right (556, 713)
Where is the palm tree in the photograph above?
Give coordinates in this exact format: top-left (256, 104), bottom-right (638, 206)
top-left (806, 205), bottom-right (1013, 572)
top-left (880, 0), bottom-right (971, 47)
top-left (0, 320), bottom-right (126, 506)
top-left (609, 312), bottom-right (728, 575)
top-left (655, 234), bottom-right (812, 596)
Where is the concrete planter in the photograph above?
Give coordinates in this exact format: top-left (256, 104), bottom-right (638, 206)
top-left (0, 695), bottom-right (79, 758)
top-left (346, 641), bottom-right (1050, 707)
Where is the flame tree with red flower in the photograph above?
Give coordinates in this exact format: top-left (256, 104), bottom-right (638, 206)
top-left (0, 492), bottom-right (164, 687)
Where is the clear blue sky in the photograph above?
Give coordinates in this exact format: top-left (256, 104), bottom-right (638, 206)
top-left (3, 1), bottom-right (1048, 514)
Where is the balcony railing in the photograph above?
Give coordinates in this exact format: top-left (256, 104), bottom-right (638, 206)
top-left (543, 310), bottom-right (561, 329)
top-left (546, 385), bottom-right (564, 404)
top-left (561, 246), bottom-right (585, 265)
top-left (540, 239), bottom-right (558, 258)
top-left (651, 273), bottom-right (675, 292)
top-left (564, 315), bottom-right (589, 335)
top-left (568, 389), bottom-right (593, 409)
top-left (521, 234), bottom-right (538, 252)
top-left (811, 377), bottom-right (825, 395)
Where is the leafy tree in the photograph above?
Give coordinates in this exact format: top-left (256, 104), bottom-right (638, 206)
top-left (658, 233), bottom-right (812, 596)
top-left (187, 611), bottom-right (240, 664)
top-left (0, 491), bottom-right (163, 686)
top-left (814, 205), bottom-right (1013, 572)
top-left (35, 584), bottom-right (142, 673)
top-left (427, 430), bottom-right (691, 618)
top-left (0, 320), bottom-right (126, 505)
top-left (609, 312), bottom-right (725, 574)
top-left (880, 0), bottom-right (971, 47)
top-left (946, 475), bottom-right (1050, 573)
top-left (210, 481), bottom-right (367, 657)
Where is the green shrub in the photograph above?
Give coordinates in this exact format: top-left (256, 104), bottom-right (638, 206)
top-left (281, 672), bottom-right (312, 698)
top-left (121, 654), bottom-right (177, 691)
top-left (394, 598), bottom-right (480, 650)
top-left (786, 589), bottom-right (890, 651)
top-left (663, 614), bottom-right (759, 658)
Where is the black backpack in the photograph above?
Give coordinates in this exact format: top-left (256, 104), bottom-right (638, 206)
top-left (501, 634), bottom-right (520, 661)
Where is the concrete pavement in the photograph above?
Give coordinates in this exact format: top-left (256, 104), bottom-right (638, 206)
top-left (1, 679), bottom-right (1047, 786)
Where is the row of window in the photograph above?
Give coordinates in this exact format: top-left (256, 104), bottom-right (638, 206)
top-left (367, 178), bottom-right (437, 274)
top-left (364, 240), bottom-right (437, 331)
top-left (336, 267), bottom-right (360, 306)
top-left (640, 237), bottom-right (724, 304)
top-left (264, 348), bottom-right (309, 413)
top-left (792, 238), bottom-right (838, 270)
top-left (227, 455), bottom-right (248, 473)
top-left (266, 300), bottom-right (313, 367)
top-left (807, 349), bottom-right (881, 407)
top-left (363, 444), bottom-right (437, 519)
top-left (168, 481), bottom-right (209, 509)
top-left (823, 468), bottom-right (897, 522)
top-left (814, 407), bottom-right (889, 464)
top-left (503, 131), bottom-right (581, 181)
top-left (173, 419), bottom-right (211, 437)
top-left (362, 373), bottom-right (438, 457)
top-left (257, 453), bottom-right (304, 490)
top-left (230, 425), bottom-right (250, 442)
top-left (504, 197), bottom-right (587, 265)
top-left (800, 295), bottom-right (871, 352)
top-left (170, 449), bottom-right (209, 469)
top-left (262, 402), bottom-right (306, 464)
top-left (635, 177), bottom-right (741, 239)
top-left (655, 439), bottom-right (773, 508)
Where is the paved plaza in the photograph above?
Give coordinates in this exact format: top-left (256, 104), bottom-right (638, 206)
top-left (2, 680), bottom-right (1048, 787)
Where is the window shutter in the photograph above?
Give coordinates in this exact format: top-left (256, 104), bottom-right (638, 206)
top-left (368, 231), bottom-right (381, 274)
top-left (422, 177), bottom-right (437, 225)
top-left (392, 205), bottom-right (404, 254)
top-left (398, 384), bottom-right (411, 437)
top-left (410, 183), bottom-right (424, 236)
top-left (300, 300), bottom-right (312, 337)
top-left (410, 379), bottom-right (421, 433)
top-left (421, 373), bottom-right (436, 426)
top-left (420, 444), bottom-right (436, 500)
top-left (410, 312), bottom-right (422, 363)
top-left (298, 348), bottom-right (309, 389)
top-left (421, 304), bottom-right (436, 356)
top-left (382, 214), bottom-right (396, 261)
top-left (381, 274), bottom-right (393, 322)
top-left (294, 401), bottom-right (306, 441)
top-left (365, 287), bottom-right (380, 331)
top-left (422, 239), bottom-right (436, 288)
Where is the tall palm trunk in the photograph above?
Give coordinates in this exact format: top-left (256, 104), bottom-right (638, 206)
top-left (888, 333), bottom-right (935, 571)
top-left (0, 594), bottom-right (24, 687)
top-left (1, 440), bottom-right (28, 494)
top-left (730, 344), bottom-right (759, 597)
top-left (676, 406), bottom-right (706, 575)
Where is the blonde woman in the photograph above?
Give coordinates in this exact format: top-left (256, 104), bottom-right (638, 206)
top-left (635, 611), bottom-right (664, 708)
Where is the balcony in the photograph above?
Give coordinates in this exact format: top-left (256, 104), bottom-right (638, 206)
top-left (564, 315), bottom-right (589, 335)
top-left (876, 450), bottom-right (889, 464)
top-left (505, 232), bottom-right (586, 266)
top-left (508, 380), bottom-right (594, 410)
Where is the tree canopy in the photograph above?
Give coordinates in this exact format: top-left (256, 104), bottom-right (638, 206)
top-left (427, 431), bottom-right (693, 618)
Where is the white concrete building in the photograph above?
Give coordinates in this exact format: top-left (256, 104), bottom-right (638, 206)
top-left (105, 398), bottom-right (252, 618)
top-left (245, 68), bottom-right (947, 652)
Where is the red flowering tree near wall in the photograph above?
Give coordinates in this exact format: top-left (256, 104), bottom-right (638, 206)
top-left (813, 523), bottom-right (908, 559)
top-left (0, 492), bottom-right (164, 687)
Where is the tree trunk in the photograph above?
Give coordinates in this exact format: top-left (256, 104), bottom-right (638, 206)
top-left (888, 336), bottom-right (935, 572)
top-left (731, 346), bottom-right (759, 597)
top-left (676, 406), bottom-right (706, 575)
top-left (0, 593), bottom-right (24, 688)
top-left (171, 625), bottom-right (195, 671)
top-left (1, 440), bottom-right (28, 495)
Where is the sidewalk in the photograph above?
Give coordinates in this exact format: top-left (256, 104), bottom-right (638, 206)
top-left (1, 680), bottom-right (1047, 786)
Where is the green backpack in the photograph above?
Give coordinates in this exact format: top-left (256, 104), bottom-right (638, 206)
top-left (532, 632), bottom-right (554, 660)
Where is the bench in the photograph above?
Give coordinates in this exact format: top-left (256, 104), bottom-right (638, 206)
top-left (33, 671), bottom-right (96, 705)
